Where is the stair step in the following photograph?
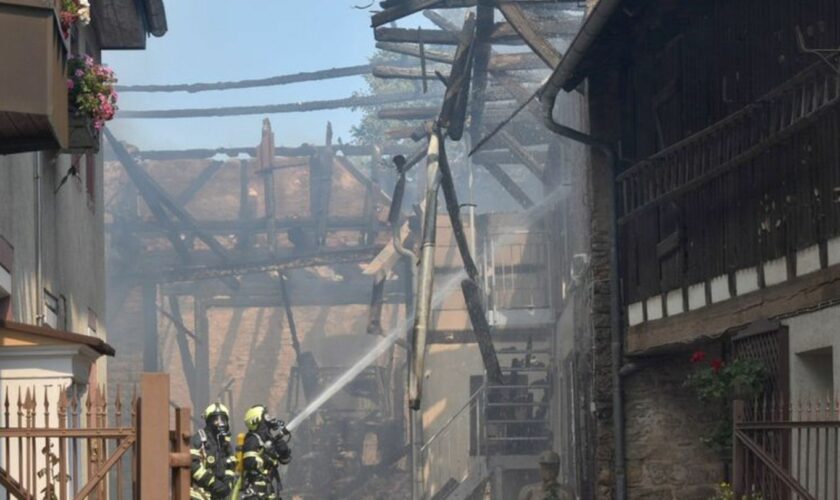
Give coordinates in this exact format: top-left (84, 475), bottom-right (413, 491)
top-left (496, 349), bottom-right (551, 355)
top-left (499, 367), bottom-right (548, 372)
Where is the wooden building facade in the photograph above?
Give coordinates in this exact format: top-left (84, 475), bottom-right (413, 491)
top-left (547, 0), bottom-right (840, 497)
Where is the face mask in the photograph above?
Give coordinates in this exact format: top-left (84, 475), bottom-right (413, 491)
top-left (211, 415), bottom-right (229, 436)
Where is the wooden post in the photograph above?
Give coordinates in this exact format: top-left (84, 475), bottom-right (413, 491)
top-left (137, 373), bottom-right (169, 500)
top-left (732, 400), bottom-right (745, 495)
top-left (258, 119), bottom-right (278, 255)
top-left (195, 301), bottom-right (210, 412)
top-left (172, 407), bottom-right (192, 500)
top-left (141, 282), bottom-right (159, 372)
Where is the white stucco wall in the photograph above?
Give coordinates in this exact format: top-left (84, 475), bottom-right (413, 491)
top-left (782, 306), bottom-right (840, 400)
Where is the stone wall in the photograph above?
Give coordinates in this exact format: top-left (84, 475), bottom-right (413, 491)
top-left (624, 355), bottom-right (723, 499)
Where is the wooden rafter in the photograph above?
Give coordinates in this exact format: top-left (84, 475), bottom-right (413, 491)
top-left (125, 246), bottom-right (383, 284)
top-left (469, 5), bottom-right (495, 142)
top-left (371, 0), bottom-right (579, 27)
top-left (480, 161), bottom-right (535, 208)
top-left (439, 13), bottom-right (477, 140)
top-left (497, 3), bottom-right (562, 67)
top-left (375, 20), bottom-right (573, 46)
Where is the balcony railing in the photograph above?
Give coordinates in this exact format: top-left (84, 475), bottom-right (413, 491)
top-left (483, 230), bottom-right (553, 329)
top-left (617, 59), bottom-right (840, 222)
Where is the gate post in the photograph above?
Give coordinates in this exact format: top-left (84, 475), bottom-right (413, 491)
top-left (136, 373), bottom-right (170, 499)
top-left (731, 400), bottom-right (745, 495)
top-left (172, 408), bottom-right (192, 500)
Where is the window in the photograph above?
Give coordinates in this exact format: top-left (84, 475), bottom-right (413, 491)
top-left (85, 153), bottom-right (95, 207)
top-left (794, 346), bottom-right (834, 397)
top-left (0, 236), bottom-right (12, 320)
top-left (43, 290), bottom-right (59, 329)
top-left (87, 309), bottom-right (97, 337)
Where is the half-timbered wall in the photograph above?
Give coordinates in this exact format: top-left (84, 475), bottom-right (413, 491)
top-left (617, 0), bottom-right (840, 323)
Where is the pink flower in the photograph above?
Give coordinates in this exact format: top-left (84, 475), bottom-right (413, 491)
top-left (66, 79), bottom-right (74, 90)
top-left (74, 69), bottom-right (84, 78)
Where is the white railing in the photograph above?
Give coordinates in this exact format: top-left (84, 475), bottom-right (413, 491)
top-left (420, 383), bottom-right (487, 499)
top-left (484, 230), bottom-right (554, 329)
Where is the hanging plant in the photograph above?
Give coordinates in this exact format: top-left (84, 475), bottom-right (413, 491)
top-left (59, 0), bottom-right (91, 39)
top-left (684, 351), bottom-right (767, 456)
top-left (67, 55), bottom-right (119, 131)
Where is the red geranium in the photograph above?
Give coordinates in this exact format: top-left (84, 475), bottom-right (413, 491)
top-left (709, 358), bottom-right (724, 374)
top-left (690, 350), bottom-right (707, 364)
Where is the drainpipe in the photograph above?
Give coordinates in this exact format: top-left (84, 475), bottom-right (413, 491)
top-left (34, 152), bottom-right (44, 326)
top-left (409, 128), bottom-right (443, 411)
top-left (390, 155), bottom-right (423, 500)
top-left (541, 88), bottom-right (626, 499)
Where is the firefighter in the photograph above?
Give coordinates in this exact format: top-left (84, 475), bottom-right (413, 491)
top-left (191, 402), bottom-right (237, 500)
top-left (516, 450), bottom-right (576, 500)
top-left (240, 405), bottom-right (291, 499)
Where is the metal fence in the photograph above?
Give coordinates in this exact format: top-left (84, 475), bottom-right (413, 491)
top-left (733, 395), bottom-right (840, 500)
top-left (0, 373), bottom-right (191, 500)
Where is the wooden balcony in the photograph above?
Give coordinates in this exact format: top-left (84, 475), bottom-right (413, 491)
top-left (0, 0), bottom-right (69, 154)
top-left (617, 60), bottom-right (840, 223)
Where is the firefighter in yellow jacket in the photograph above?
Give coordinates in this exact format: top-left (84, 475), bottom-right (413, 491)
top-left (191, 403), bottom-right (237, 500)
top-left (240, 405), bottom-right (291, 499)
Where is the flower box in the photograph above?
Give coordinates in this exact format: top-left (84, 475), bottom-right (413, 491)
top-left (62, 114), bottom-right (99, 154)
top-left (0, 0), bottom-right (69, 154)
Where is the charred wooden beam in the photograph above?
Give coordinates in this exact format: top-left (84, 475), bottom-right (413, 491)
top-left (363, 146), bottom-right (382, 245)
top-left (107, 135), bottom-right (191, 262)
top-left (497, 3), bottom-right (561, 67)
top-left (461, 278), bottom-right (503, 384)
top-left (437, 140), bottom-right (479, 281)
top-left (478, 161), bottom-right (535, 209)
top-left (175, 160), bottom-right (224, 207)
top-left (116, 64), bottom-right (373, 93)
top-left (371, 0), bottom-right (441, 27)
top-left (473, 148), bottom-right (547, 165)
top-left (253, 158), bottom-right (310, 174)
top-left (376, 42), bottom-right (453, 64)
top-left (385, 125), bottom-right (428, 140)
top-left (373, 65), bottom-right (450, 81)
top-left (375, 27), bottom-right (458, 45)
top-left (366, 276), bottom-right (387, 336)
top-left (378, 106), bottom-right (439, 120)
top-left (111, 216), bottom-right (379, 236)
top-left (375, 21), bottom-right (570, 46)
top-left (278, 274), bottom-right (302, 358)
top-left (499, 130), bottom-right (544, 179)
top-left (440, 13), bottom-right (476, 141)
top-left (127, 246), bottom-right (383, 284)
top-left (195, 301), bottom-right (210, 412)
top-left (469, 5), bottom-right (494, 142)
top-left (237, 159), bottom-right (255, 250)
top-left (376, 42), bottom-right (546, 72)
top-left (311, 123), bottom-right (335, 248)
top-left (164, 296), bottom-right (197, 409)
top-left (373, 0), bottom-right (579, 28)
top-left (163, 275), bottom-right (408, 306)
top-left (373, 65), bottom-right (544, 83)
top-left (132, 143), bottom-right (418, 161)
top-left (119, 91), bottom-right (442, 119)
top-left (334, 156), bottom-right (393, 207)
top-left (106, 129), bottom-right (237, 266)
